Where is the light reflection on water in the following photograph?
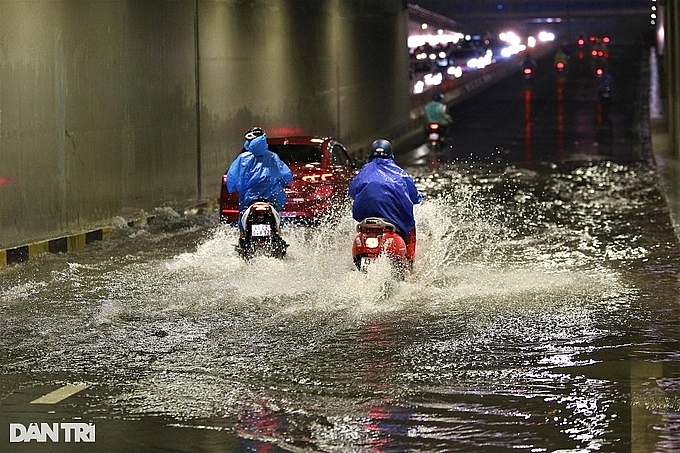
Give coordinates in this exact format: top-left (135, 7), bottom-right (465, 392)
top-left (1, 161), bottom-right (680, 451)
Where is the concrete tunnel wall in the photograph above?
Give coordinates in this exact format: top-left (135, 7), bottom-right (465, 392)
top-left (0, 0), bottom-right (411, 250)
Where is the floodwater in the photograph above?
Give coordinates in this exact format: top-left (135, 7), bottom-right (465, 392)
top-left (2, 158), bottom-right (680, 452)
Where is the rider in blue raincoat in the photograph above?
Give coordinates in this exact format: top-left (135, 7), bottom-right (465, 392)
top-left (349, 139), bottom-right (423, 262)
top-left (226, 127), bottom-right (292, 229)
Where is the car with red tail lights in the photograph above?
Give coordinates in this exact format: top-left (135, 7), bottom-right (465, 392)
top-left (220, 136), bottom-right (358, 224)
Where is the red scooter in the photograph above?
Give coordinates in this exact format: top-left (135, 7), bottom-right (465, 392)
top-left (352, 217), bottom-right (410, 279)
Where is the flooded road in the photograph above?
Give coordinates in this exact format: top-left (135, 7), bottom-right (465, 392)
top-left (2, 159), bottom-right (680, 452)
top-left (3, 46), bottom-right (680, 452)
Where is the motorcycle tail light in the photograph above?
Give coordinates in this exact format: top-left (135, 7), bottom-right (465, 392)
top-left (365, 237), bottom-right (380, 248)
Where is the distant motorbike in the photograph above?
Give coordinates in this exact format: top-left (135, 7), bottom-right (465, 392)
top-left (599, 85), bottom-right (612, 101)
top-left (352, 217), bottom-right (410, 279)
top-left (426, 122), bottom-right (446, 149)
top-left (521, 54), bottom-right (537, 80)
top-left (236, 201), bottom-right (287, 260)
top-left (598, 72), bottom-right (613, 102)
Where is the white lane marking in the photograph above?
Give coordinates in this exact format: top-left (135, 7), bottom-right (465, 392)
top-left (30, 384), bottom-right (90, 404)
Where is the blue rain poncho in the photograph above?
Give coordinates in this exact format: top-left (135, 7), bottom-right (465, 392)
top-left (349, 156), bottom-right (422, 237)
top-left (226, 135), bottom-right (292, 213)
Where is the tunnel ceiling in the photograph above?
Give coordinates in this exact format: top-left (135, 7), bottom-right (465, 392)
top-left (413, 0), bottom-right (651, 22)
top-left (411, 0), bottom-right (654, 41)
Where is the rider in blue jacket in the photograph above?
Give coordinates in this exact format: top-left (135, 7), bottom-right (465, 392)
top-left (349, 139), bottom-right (423, 262)
top-left (226, 127), bottom-right (292, 230)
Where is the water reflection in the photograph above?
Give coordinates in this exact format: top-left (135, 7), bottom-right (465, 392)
top-left (556, 79), bottom-right (565, 160)
top-left (524, 87), bottom-right (534, 165)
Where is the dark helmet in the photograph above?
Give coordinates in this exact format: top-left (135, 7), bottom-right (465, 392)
top-left (433, 93), bottom-right (444, 102)
top-left (369, 139), bottom-right (393, 160)
top-left (244, 126), bottom-right (265, 141)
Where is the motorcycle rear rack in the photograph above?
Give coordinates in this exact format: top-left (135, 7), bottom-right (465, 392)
top-left (356, 217), bottom-right (399, 234)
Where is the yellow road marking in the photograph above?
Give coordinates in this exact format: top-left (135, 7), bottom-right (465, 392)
top-left (30, 385), bottom-right (90, 404)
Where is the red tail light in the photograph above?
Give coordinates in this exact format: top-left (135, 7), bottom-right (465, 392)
top-left (596, 68), bottom-right (604, 76)
top-left (428, 123), bottom-right (441, 131)
top-left (301, 173), bottom-right (333, 182)
top-left (523, 67), bottom-right (533, 75)
top-left (577, 39), bottom-right (585, 46)
top-left (222, 174), bottom-right (227, 185)
top-left (556, 62), bottom-right (565, 70)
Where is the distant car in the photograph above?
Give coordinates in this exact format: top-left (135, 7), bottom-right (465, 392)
top-left (220, 136), bottom-right (358, 224)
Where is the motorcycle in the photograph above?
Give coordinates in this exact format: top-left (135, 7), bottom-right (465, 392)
top-left (599, 85), bottom-right (612, 101)
top-left (555, 61), bottom-right (567, 74)
top-left (598, 73), bottom-right (613, 102)
top-left (236, 201), bottom-right (288, 260)
top-left (352, 217), bottom-right (410, 279)
top-left (426, 122), bottom-right (446, 150)
top-left (521, 57), bottom-right (536, 80)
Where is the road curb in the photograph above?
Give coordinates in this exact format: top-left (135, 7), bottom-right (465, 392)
top-left (0, 200), bottom-right (218, 269)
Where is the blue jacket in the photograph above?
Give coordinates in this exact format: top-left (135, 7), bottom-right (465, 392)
top-left (349, 157), bottom-right (422, 236)
top-left (226, 135), bottom-right (292, 212)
